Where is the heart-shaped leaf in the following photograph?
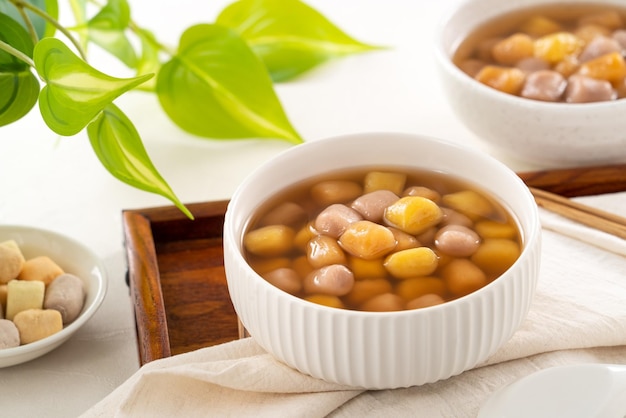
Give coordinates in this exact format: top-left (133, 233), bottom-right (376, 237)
top-left (156, 23), bottom-right (302, 143)
top-left (86, 0), bottom-right (137, 68)
top-left (34, 37), bottom-right (152, 136)
top-left (0, 13), bottom-right (39, 126)
top-left (0, 0), bottom-right (59, 39)
top-left (216, 0), bottom-right (380, 82)
top-left (0, 71), bottom-right (40, 126)
top-left (87, 103), bottom-right (192, 219)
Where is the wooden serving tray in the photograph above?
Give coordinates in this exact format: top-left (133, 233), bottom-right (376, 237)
top-left (123, 164), bottom-right (626, 366)
top-left (123, 201), bottom-right (241, 365)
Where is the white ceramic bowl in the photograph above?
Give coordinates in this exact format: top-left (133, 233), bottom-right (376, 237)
top-left (0, 225), bottom-right (107, 368)
top-left (223, 132), bottom-right (542, 389)
top-left (434, 0), bottom-right (626, 167)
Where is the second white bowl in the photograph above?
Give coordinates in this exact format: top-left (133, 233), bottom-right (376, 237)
top-left (434, 0), bottom-right (626, 167)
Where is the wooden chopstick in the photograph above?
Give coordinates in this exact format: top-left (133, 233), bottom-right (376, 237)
top-left (518, 164), bottom-right (626, 198)
top-left (529, 187), bottom-right (626, 240)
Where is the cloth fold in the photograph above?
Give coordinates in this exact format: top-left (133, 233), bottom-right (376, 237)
top-left (82, 194), bottom-right (626, 418)
top-left (84, 339), bottom-right (362, 418)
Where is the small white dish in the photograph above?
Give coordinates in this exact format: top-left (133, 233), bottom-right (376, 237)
top-left (0, 225), bottom-right (107, 368)
top-left (479, 363), bottom-right (626, 418)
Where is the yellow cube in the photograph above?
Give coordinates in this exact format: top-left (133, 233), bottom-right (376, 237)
top-left (534, 32), bottom-right (584, 64)
top-left (248, 257), bottom-right (291, 275)
top-left (471, 238), bottom-right (521, 276)
top-left (5, 280), bottom-right (45, 321)
top-left (384, 196), bottom-right (443, 235)
top-left (518, 15), bottom-right (562, 37)
top-left (441, 190), bottom-right (494, 221)
top-left (384, 247), bottom-right (438, 279)
top-left (348, 256), bottom-right (387, 280)
top-left (395, 276), bottom-right (446, 300)
top-left (492, 33), bottom-right (535, 66)
top-left (579, 52), bottom-right (626, 84)
top-left (243, 225), bottom-right (295, 257)
top-left (474, 66), bottom-right (526, 95)
top-left (474, 220), bottom-right (517, 239)
top-left (344, 278), bottom-right (392, 306)
top-left (363, 171), bottom-right (407, 195)
top-left (339, 221), bottom-right (396, 260)
top-left (306, 235), bottom-right (346, 268)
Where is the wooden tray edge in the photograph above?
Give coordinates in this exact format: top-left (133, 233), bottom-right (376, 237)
top-left (123, 209), bottom-right (171, 365)
top-left (518, 163), bottom-right (626, 197)
top-left (123, 200), bottom-right (232, 365)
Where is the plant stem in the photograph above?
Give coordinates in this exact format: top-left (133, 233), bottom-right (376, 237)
top-left (15, 5), bottom-right (39, 44)
top-left (13, 0), bottom-right (89, 61)
top-left (128, 20), bottom-right (177, 57)
top-left (0, 40), bottom-right (35, 68)
top-left (68, 0), bottom-right (89, 48)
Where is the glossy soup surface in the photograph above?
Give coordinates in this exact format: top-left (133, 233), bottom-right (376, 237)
top-left (243, 167), bottom-right (522, 312)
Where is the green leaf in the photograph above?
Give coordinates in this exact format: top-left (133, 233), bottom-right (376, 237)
top-left (0, 0), bottom-right (59, 39)
top-left (216, 0), bottom-right (380, 82)
top-left (0, 71), bottom-right (39, 126)
top-left (0, 12), bottom-right (35, 60)
top-left (88, 103), bottom-right (192, 219)
top-left (0, 13), bottom-right (39, 126)
top-left (34, 37), bottom-right (152, 136)
top-left (134, 28), bottom-right (160, 91)
top-left (87, 0), bottom-right (130, 30)
top-left (157, 23), bottom-right (302, 143)
top-left (86, 0), bottom-right (137, 68)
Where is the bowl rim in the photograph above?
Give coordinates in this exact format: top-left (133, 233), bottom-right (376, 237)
top-left (0, 224), bottom-right (108, 362)
top-left (433, 0), bottom-right (626, 111)
top-left (226, 131), bottom-right (541, 318)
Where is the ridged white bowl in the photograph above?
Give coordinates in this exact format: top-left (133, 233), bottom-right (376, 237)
top-left (434, 0), bottom-right (626, 167)
top-left (223, 132), bottom-right (541, 389)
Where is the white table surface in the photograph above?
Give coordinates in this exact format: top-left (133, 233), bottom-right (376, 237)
top-left (0, 0), bottom-right (605, 416)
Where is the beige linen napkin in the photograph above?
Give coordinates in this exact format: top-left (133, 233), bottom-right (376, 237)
top-left (82, 193), bottom-right (626, 418)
